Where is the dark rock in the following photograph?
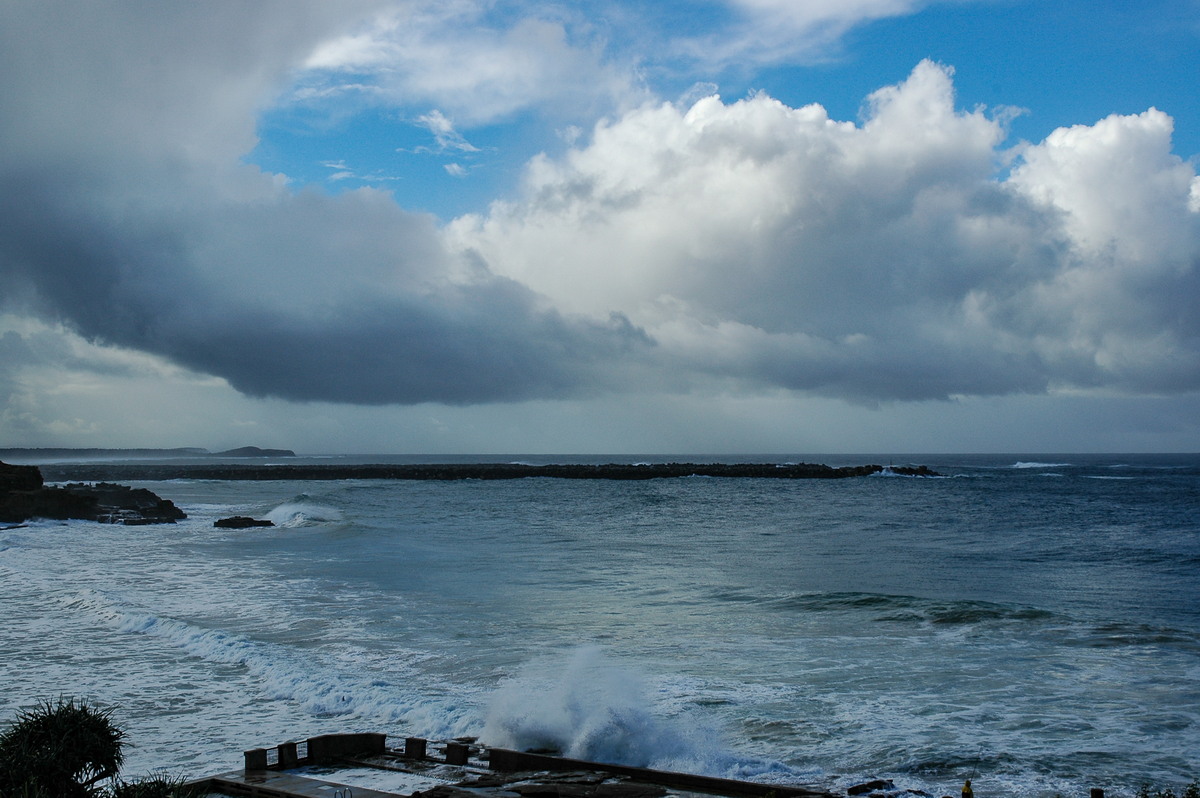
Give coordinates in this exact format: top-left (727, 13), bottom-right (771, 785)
top-left (412, 787), bottom-right (484, 798)
top-left (0, 484), bottom-right (96, 523)
top-left (594, 782), bottom-right (667, 798)
top-left (513, 784), bottom-right (590, 798)
top-left (533, 773), bottom-right (606, 785)
top-left (848, 781), bottom-right (894, 796)
top-left (509, 779), bottom-right (665, 798)
top-left (63, 483), bottom-right (187, 524)
top-left (887, 465), bottom-right (940, 477)
top-left (0, 462), bottom-right (185, 524)
top-left (456, 775), bottom-right (522, 789)
top-left (0, 460), bottom-right (43, 492)
top-left (214, 516), bottom-right (275, 528)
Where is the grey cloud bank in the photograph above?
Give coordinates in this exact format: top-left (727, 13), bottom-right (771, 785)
top-left (2, 170), bottom-right (646, 404)
top-left (1, 2), bottom-right (1198, 443)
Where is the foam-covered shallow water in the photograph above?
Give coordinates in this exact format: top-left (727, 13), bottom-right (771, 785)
top-left (2, 454), bottom-right (1198, 797)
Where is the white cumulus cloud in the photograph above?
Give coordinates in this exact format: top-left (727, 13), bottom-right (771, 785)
top-left (449, 60), bottom-right (1200, 401)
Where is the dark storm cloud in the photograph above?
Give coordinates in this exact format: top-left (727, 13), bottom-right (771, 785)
top-left (0, 1), bottom-right (652, 405)
top-left (0, 164), bottom-right (649, 405)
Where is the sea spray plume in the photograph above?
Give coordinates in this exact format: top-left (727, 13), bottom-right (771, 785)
top-left (480, 647), bottom-right (725, 771)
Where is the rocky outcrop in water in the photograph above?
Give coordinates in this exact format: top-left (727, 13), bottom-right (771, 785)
top-left (0, 462), bottom-right (186, 525)
top-left (61, 482), bottom-right (187, 524)
top-left (0, 460), bottom-right (43, 493)
top-left (214, 516), bottom-right (275, 528)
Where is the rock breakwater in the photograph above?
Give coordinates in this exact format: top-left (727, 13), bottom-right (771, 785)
top-left (39, 461), bottom-right (939, 482)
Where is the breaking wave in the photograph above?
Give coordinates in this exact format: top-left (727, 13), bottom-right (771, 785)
top-left (54, 588), bottom-right (470, 735)
top-left (870, 466), bottom-right (942, 478)
top-left (265, 500), bottom-right (343, 527)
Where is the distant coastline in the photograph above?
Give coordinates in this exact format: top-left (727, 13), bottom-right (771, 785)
top-left (36, 461), bottom-right (938, 482)
top-left (0, 446), bottom-right (296, 462)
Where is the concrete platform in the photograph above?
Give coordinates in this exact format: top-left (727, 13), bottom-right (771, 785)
top-left (188, 734), bottom-right (838, 798)
top-left (204, 768), bottom-right (400, 797)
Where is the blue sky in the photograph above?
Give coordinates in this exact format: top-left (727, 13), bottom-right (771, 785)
top-left (2, 0), bottom-right (1199, 454)
top-left (249, 0), bottom-right (1200, 220)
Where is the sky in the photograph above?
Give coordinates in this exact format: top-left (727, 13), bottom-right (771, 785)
top-left (1, 0), bottom-right (1199, 455)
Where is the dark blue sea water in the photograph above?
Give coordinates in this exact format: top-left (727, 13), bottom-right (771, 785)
top-left (1, 454), bottom-right (1197, 796)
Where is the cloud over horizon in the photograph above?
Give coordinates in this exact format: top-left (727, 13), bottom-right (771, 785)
top-left (1, 2), bottom-right (1198, 423)
top-left (453, 61), bottom-right (1200, 402)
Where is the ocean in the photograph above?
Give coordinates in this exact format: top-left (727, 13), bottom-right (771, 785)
top-left (1, 453), bottom-right (1197, 797)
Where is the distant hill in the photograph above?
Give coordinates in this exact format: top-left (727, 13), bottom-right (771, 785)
top-left (211, 446), bottom-right (296, 458)
top-left (0, 446), bottom-right (295, 463)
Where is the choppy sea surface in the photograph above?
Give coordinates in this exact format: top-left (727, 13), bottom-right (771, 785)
top-left (1, 453), bottom-right (1197, 797)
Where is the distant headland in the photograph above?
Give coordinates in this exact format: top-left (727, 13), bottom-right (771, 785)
top-left (0, 446), bottom-right (296, 462)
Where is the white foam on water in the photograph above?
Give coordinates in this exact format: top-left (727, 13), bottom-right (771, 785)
top-left (265, 501), bottom-right (344, 527)
top-left (869, 467), bottom-right (941, 478)
top-left (1012, 461), bottom-right (1072, 469)
top-left (79, 587), bottom-right (474, 732)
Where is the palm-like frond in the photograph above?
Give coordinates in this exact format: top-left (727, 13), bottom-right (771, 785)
top-left (0, 697), bottom-right (126, 796)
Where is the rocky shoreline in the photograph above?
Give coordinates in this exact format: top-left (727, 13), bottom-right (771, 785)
top-left (0, 461), bottom-right (186, 525)
top-left (38, 461), bottom-right (939, 482)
